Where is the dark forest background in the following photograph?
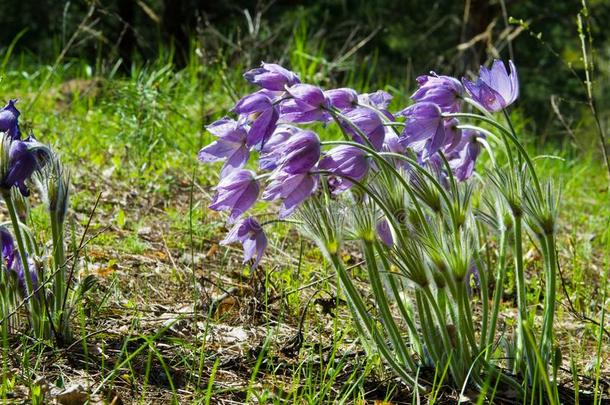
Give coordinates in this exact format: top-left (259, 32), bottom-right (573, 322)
top-left (2, 0), bottom-right (609, 142)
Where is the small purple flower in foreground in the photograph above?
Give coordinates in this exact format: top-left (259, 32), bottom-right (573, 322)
top-left (209, 169), bottom-right (259, 221)
top-left (221, 216), bottom-right (267, 269)
top-left (2, 138), bottom-right (49, 196)
top-left (449, 130), bottom-right (483, 181)
top-left (376, 218), bottom-right (393, 246)
top-left (259, 125), bottom-right (298, 171)
top-left (462, 60), bottom-right (519, 112)
top-left (0, 100), bottom-right (21, 140)
top-left (412, 73), bottom-right (463, 113)
top-left (244, 63), bottom-right (300, 91)
top-left (232, 90), bottom-right (279, 147)
top-left (1, 227), bottom-right (39, 297)
top-left (397, 102), bottom-right (445, 158)
top-left (443, 118), bottom-right (462, 152)
top-left (318, 145), bottom-right (369, 193)
top-left (263, 170), bottom-right (319, 218)
top-left (341, 107), bottom-right (386, 151)
top-left (198, 118), bottom-right (249, 177)
top-left (276, 130), bottom-right (321, 174)
top-left (325, 88), bottom-right (358, 110)
top-left (280, 84), bottom-right (330, 123)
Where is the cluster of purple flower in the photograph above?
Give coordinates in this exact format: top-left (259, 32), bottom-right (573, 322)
top-left (199, 60), bottom-right (519, 267)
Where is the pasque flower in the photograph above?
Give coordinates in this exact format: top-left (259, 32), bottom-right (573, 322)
top-left (1, 227), bottom-right (39, 297)
top-left (198, 118), bottom-right (249, 177)
top-left (397, 102), bottom-right (445, 158)
top-left (244, 63), bottom-right (300, 91)
top-left (259, 125), bottom-right (299, 171)
top-left (0, 100), bottom-right (22, 140)
top-left (462, 60), bottom-right (519, 112)
top-left (2, 137), bottom-right (50, 196)
top-left (280, 84), bottom-right (330, 123)
top-left (448, 129), bottom-right (483, 181)
top-left (341, 107), bottom-right (385, 151)
top-left (263, 170), bottom-right (319, 218)
top-left (318, 145), bottom-right (369, 193)
top-left (276, 130), bottom-right (320, 174)
top-left (209, 169), bottom-right (260, 221)
top-left (221, 216), bottom-right (267, 269)
top-left (325, 88), bottom-right (359, 110)
top-left (233, 90), bottom-right (279, 147)
top-left (411, 74), bottom-right (463, 113)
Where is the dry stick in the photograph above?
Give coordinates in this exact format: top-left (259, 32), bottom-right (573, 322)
top-left (577, 6), bottom-right (610, 186)
top-left (59, 193), bottom-right (102, 319)
top-left (25, 5), bottom-right (96, 114)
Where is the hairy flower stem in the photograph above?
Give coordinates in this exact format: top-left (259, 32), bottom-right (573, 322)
top-left (50, 216), bottom-right (68, 337)
top-left (362, 241), bottom-right (417, 370)
top-left (512, 214), bottom-right (535, 379)
top-left (328, 252), bottom-right (422, 388)
top-left (540, 233), bottom-right (557, 365)
top-left (486, 229), bottom-right (508, 359)
top-left (3, 192), bottom-right (43, 336)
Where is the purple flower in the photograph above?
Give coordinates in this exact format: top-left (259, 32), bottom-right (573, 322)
top-left (341, 107), bottom-right (386, 151)
top-left (358, 90), bottom-right (393, 110)
top-left (397, 102), bottom-right (445, 158)
top-left (276, 130), bottom-right (320, 174)
top-left (449, 130), bottom-right (483, 181)
top-left (1, 227), bottom-right (39, 297)
top-left (376, 218), bottom-right (393, 246)
top-left (232, 90), bottom-right (279, 147)
top-left (262, 170), bottom-right (319, 218)
top-left (259, 125), bottom-right (298, 171)
top-left (198, 118), bottom-right (249, 177)
top-left (325, 88), bottom-right (358, 110)
top-left (0, 100), bottom-right (22, 140)
top-left (318, 145), bottom-right (369, 193)
top-left (462, 60), bottom-right (519, 112)
top-left (411, 73), bottom-right (463, 113)
top-left (244, 63), bottom-right (300, 91)
top-left (2, 138), bottom-right (49, 196)
top-left (209, 169), bottom-right (260, 221)
top-left (443, 118), bottom-right (462, 152)
top-left (221, 216), bottom-right (268, 269)
top-left (280, 84), bottom-right (330, 123)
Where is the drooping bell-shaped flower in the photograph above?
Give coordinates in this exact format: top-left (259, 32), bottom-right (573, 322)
top-left (376, 218), bottom-right (394, 246)
top-left (262, 170), bottom-right (319, 218)
top-left (209, 169), bottom-right (260, 221)
top-left (325, 88), bottom-right (358, 110)
top-left (232, 90), bottom-right (279, 147)
top-left (244, 63), bottom-right (300, 91)
top-left (462, 60), bottom-right (519, 112)
top-left (276, 130), bottom-right (320, 174)
top-left (448, 130), bottom-right (483, 181)
top-left (397, 102), bottom-right (445, 158)
top-left (411, 73), bottom-right (463, 113)
top-left (358, 90), bottom-right (393, 110)
top-left (221, 216), bottom-right (268, 269)
top-left (0, 227), bottom-right (39, 297)
top-left (318, 145), bottom-right (369, 193)
top-left (341, 107), bottom-right (385, 151)
top-left (0, 100), bottom-right (21, 140)
top-left (443, 118), bottom-right (462, 152)
top-left (1, 137), bottom-right (50, 197)
top-left (198, 118), bottom-right (249, 177)
top-left (259, 125), bottom-right (299, 171)
top-left (280, 84), bottom-right (330, 123)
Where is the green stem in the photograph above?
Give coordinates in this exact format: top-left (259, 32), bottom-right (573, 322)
top-left (486, 228), bottom-right (508, 359)
top-left (3, 192), bottom-right (42, 336)
top-left (540, 233), bottom-right (557, 365)
top-left (51, 216), bottom-right (67, 335)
